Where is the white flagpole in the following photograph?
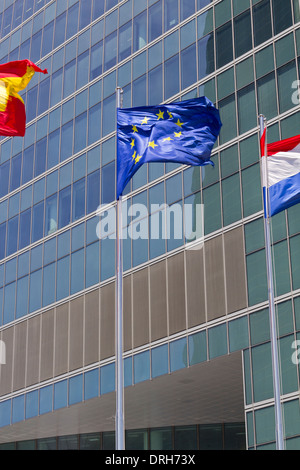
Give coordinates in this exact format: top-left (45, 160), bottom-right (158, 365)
top-left (116, 86), bottom-right (124, 450)
top-left (259, 115), bottom-right (284, 450)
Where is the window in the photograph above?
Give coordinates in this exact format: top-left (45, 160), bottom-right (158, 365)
top-left (53, 12), bottom-right (66, 48)
top-left (234, 10), bottom-right (252, 57)
top-left (104, 31), bottom-right (117, 71)
top-left (19, 209), bottom-right (31, 249)
top-left (216, 22), bottom-right (233, 69)
top-left (164, 0), bottom-right (178, 31)
top-left (253, 0), bottom-right (272, 47)
top-left (272, 0), bottom-right (292, 34)
top-left (119, 22), bottom-right (132, 61)
top-left (72, 178), bottom-right (86, 222)
top-left (164, 54), bottom-right (179, 99)
top-left (149, 2), bottom-right (162, 42)
top-left (181, 44), bottom-right (197, 90)
top-left (133, 10), bottom-right (147, 52)
top-left (198, 34), bottom-right (214, 79)
top-left (58, 186), bottom-right (71, 229)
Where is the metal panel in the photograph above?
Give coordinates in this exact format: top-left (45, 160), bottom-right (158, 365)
top-left (123, 275), bottom-right (132, 352)
top-left (40, 309), bottom-right (55, 382)
top-left (13, 321), bottom-right (27, 392)
top-left (84, 289), bottom-right (100, 366)
top-left (167, 252), bottom-right (186, 335)
top-left (205, 236), bottom-right (226, 321)
top-left (185, 248), bottom-right (206, 328)
top-left (100, 282), bottom-right (115, 360)
top-left (132, 268), bottom-right (149, 348)
top-left (224, 227), bottom-right (248, 314)
top-left (149, 260), bottom-right (168, 341)
top-left (69, 296), bottom-right (84, 371)
top-left (26, 315), bottom-right (41, 387)
top-left (54, 303), bottom-right (69, 376)
top-left (0, 327), bottom-right (13, 395)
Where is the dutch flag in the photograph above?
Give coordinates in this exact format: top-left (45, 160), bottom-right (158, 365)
top-left (261, 132), bottom-right (300, 217)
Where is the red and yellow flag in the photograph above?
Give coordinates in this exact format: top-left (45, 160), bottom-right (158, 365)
top-left (0, 59), bottom-right (48, 137)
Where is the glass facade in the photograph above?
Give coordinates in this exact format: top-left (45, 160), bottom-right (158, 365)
top-left (0, 0), bottom-right (299, 450)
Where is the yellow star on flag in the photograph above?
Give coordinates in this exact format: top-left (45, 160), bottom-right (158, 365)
top-left (163, 137), bottom-right (173, 142)
top-left (148, 140), bottom-right (158, 149)
top-left (156, 109), bottom-right (164, 120)
top-left (135, 154), bottom-right (142, 164)
top-left (132, 125), bottom-right (138, 133)
top-left (141, 117), bottom-right (149, 124)
top-left (174, 131), bottom-right (182, 138)
top-left (176, 119), bottom-right (183, 128)
top-left (132, 150), bottom-right (136, 160)
top-left (130, 138), bottom-right (135, 149)
top-left (167, 111), bottom-right (173, 119)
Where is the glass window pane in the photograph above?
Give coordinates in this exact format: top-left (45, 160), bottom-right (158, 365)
top-left (188, 331), bottom-right (207, 365)
top-left (56, 256), bottom-right (69, 300)
top-left (237, 84), bottom-right (257, 134)
top-left (164, 54), bottom-right (179, 100)
top-left (203, 182), bottom-right (221, 235)
top-left (253, 0), bottom-right (272, 47)
top-left (246, 250), bottom-right (267, 306)
top-left (216, 22), bottom-right (233, 69)
top-left (222, 173), bottom-right (241, 225)
top-left (252, 343), bottom-right (273, 402)
top-left (255, 44), bottom-right (274, 79)
top-left (181, 43), bottom-right (197, 90)
top-left (198, 34), bottom-right (214, 79)
top-left (133, 10), bottom-right (147, 52)
top-left (149, 2), bottom-right (162, 42)
top-left (234, 10), bottom-right (252, 57)
top-left (218, 94), bottom-right (237, 144)
top-left (241, 164), bottom-right (262, 217)
top-left (151, 344), bottom-right (168, 378)
top-left (290, 235), bottom-right (300, 290)
top-left (170, 338), bottom-right (187, 372)
top-left (272, 0), bottom-right (292, 34)
top-left (164, 0), bottom-right (178, 31)
top-left (42, 263), bottom-right (55, 306)
top-left (208, 324), bottom-right (227, 359)
top-left (277, 61), bottom-right (297, 114)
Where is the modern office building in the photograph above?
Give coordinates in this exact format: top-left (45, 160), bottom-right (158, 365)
top-left (0, 0), bottom-right (299, 450)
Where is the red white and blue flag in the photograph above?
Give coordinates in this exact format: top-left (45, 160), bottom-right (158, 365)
top-left (261, 132), bottom-right (300, 217)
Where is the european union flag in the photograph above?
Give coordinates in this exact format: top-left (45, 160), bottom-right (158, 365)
top-left (117, 96), bottom-right (222, 199)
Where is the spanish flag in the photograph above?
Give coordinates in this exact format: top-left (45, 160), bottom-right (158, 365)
top-left (0, 60), bottom-right (48, 137)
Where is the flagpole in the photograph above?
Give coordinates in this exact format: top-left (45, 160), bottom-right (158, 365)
top-left (259, 115), bottom-right (284, 450)
top-left (116, 86), bottom-right (124, 450)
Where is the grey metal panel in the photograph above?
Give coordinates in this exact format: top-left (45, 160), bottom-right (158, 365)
top-left (69, 296), bottom-right (84, 372)
top-left (185, 248), bottom-right (206, 328)
top-left (0, 327), bottom-right (13, 395)
top-left (205, 236), bottom-right (226, 321)
top-left (123, 275), bottom-right (132, 352)
top-left (40, 309), bottom-right (55, 382)
top-left (100, 282), bottom-right (115, 360)
top-left (26, 315), bottom-right (41, 387)
top-left (54, 303), bottom-right (69, 376)
top-left (84, 289), bottom-right (100, 366)
top-left (13, 321), bottom-right (27, 392)
top-left (132, 268), bottom-right (149, 348)
top-left (167, 252), bottom-right (186, 335)
top-left (224, 227), bottom-right (248, 314)
top-left (149, 260), bottom-right (168, 341)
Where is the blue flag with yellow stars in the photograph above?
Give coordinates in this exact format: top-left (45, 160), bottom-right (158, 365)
top-left (116, 96), bottom-right (222, 199)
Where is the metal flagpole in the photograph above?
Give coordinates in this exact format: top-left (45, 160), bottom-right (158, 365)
top-left (259, 115), bottom-right (284, 450)
top-left (116, 86), bottom-right (124, 450)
